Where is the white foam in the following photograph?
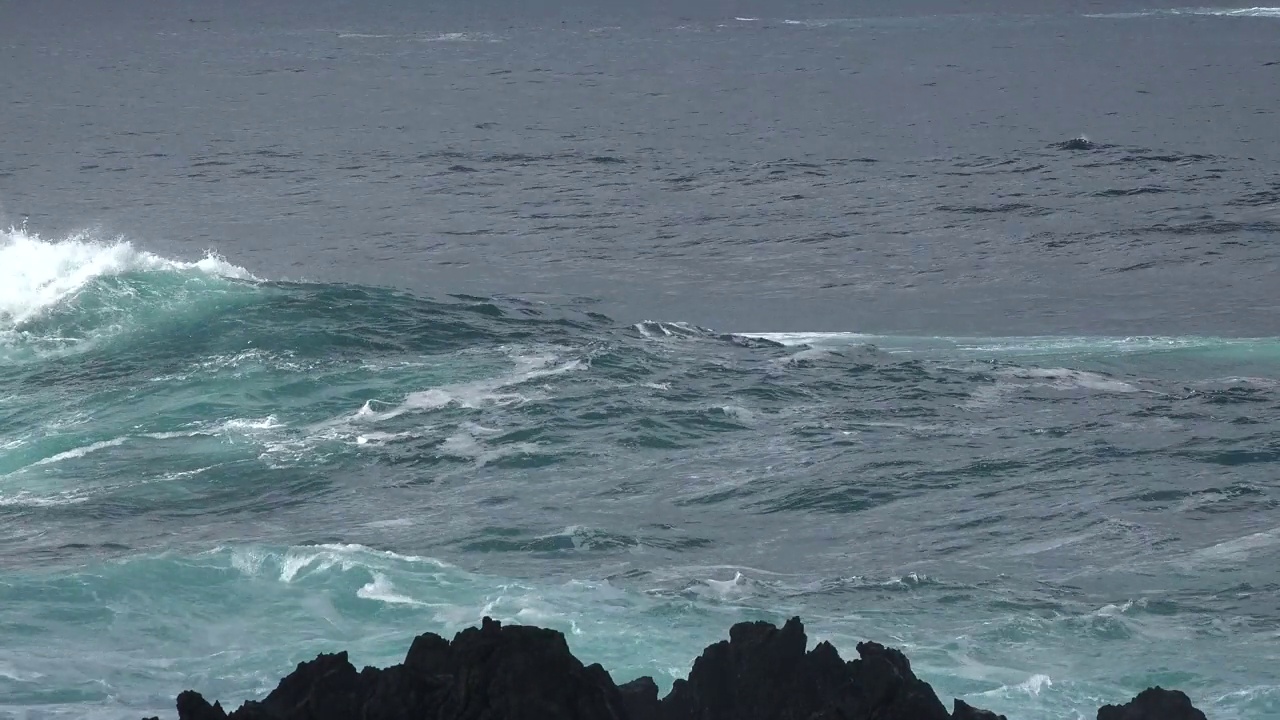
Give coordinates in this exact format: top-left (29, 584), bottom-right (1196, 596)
top-left (702, 572), bottom-right (751, 599)
top-left (1015, 674), bottom-right (1054, 696)
top-left (362, 517), bottom-right (415, 529)
top-left (220, 416), bottom-right (283, 432)
top-left (997, 367), bottom-right (1140, 393)
top-left (737, 332), bottom-right (1264, 357)
top-left (962, 367), bottom-right (1141, 410)
top-left (633, 321), bottom-right (711, 340)
top-left (0, 225), bottom-right (257, 328)
top-left (229, 547), bottom-right (270, 576)
top-left (772, 347), bottom-right (839, 367)
top-left (0, 489), bottom-right (93, 507)
top-left (975, 673), bottom-right (1054, 699)
top-left (0, 435), bottom-right (28, 451)
top-left (1087, 7), bottom-right (1280, 18)
top-left (1095, 600), bottom-right (1136, 616)
top-left (350, 355), bottom-right (581, 423)
top-left (27, 437), bottom-right (129, 469)
top-left (738, 332), bottom-right (876, 348)
top-left (420, 32), bottom-right (499, 42)
top-left (1003, 531), bottom-right (1096, 556)
top-left (142, 430), bottom-right (212, 440)
top-left (438, 428), bottom-right (540, 467)
top-left (357, 573), bottom-right (427, 606)
top-left (225, 543), bottom-right (451, 581)
top-left (717, 405), bottom-right (754, 422)
top-left (1191, 527), bottom-right (1280, 562)
top-left (278, 551), bottom-right (341, 582)
top-left (0, 662), bottom-right (42, 683)
top-left (355, 430), bottom-right (415, 445)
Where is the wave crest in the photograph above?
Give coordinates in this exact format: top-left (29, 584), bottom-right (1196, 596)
top-left (0, 225), bottom-right (257, 328)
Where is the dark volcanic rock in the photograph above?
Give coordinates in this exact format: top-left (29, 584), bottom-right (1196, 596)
top-left (181, 616), bottom-right (630, 720)
top-left (1097, 687), bottom-right (1209, 720)
top-left (661, 617), bottom-right (956, 720)
top-left (160, 617), bottom-right (1208, 720)
top-left (952, 698), bottom-right (1007, 720)
top-left (618, 677), bottom-right (662, 720)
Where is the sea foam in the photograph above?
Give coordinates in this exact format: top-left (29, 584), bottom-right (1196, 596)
top-left (0, 225), bottom-right (256, 328)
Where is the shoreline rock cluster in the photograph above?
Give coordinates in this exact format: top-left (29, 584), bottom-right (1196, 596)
top-left (150, 616), bottom-right (1208, 720)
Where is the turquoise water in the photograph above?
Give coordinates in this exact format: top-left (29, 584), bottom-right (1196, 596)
top-left (2, 227), bottom-right (1278, 719)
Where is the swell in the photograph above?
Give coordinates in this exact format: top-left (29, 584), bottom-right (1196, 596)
top-left (5, 228), bottom-right (1276, 366)
top-left (1, 232), bottom-right (1278, 720)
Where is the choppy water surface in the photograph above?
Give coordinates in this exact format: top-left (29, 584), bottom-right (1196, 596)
top-left (2, 2), bottom-right (1279, 718)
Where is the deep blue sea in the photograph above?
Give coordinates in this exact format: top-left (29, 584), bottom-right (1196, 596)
top-left (2, 2), bottom-right (1278, 718)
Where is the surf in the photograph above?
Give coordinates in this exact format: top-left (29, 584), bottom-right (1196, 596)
top-left (0, 226), bottom-right (260, 358)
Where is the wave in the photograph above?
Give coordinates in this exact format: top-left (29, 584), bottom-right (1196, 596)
top-left (1085, 7), bottom-right (1280, 18)
top-left (5, 541), bottom-right (1271, 719)
top-left (0, 226), bottom-right (259, 358)
top-left (0, 542), bottom-right (793, 705)
top-left (0, 226), bottom-right (256, 327)
top-left (735, 332), bottom-right (1280, 358)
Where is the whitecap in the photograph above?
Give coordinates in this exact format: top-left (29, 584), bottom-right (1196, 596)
top-left (357, 573), bottom-right (427, 606)
top-left (998, 367), bottom-right (1139, 393)
top-left (633, 320), bottom-right (712, 339)
top-left (975, 673), bottom-right (1053, 698)
top-left (355, 430), bottom-right (415, 445)
top-left (735, 331), bottom-right (874, 347)
top-left (0, 661), bottom-right (42, 682)
top-left (702, 572), bottom-right (751, 599)
top-left (219, 416), bottom-right (283, 432)
top-left (1087, 7), bottom-right (1280, 18)
top-left (438, 429), bottom-right (540, 467)
top-left (0, 225), bottom-right (257, 328)
top-left (27, 437), bottom-right (129, 469)
top-left (0, 489), bottom-right (93, 507)
top-left (345, 354), bottom-right (581, 424)
top-left (1190, 527), bottom-right (1280, 563)
top-left (420, 32), bottom-right (500, 42)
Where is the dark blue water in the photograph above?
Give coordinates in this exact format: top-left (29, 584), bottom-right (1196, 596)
top-left (2, 3), bottom-right (1278, 718)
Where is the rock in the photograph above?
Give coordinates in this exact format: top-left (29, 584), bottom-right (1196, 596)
top-left (661, 617), bottom-right (845, 720)
top-left (172, 616), bottom-right (631, 720)
top-left (1097, 687), bottom-right (1209, 720)
top-left (175, 690), bottom-right (227, 720)
top-left (426, 616), bottom-right (630, 720)
top-left (659, 616), bottom-right (959, 720)
top-left (952, 698), bottom-right (1007, 720)
top-left (618, 677), bottom-right (662, 720)
top-left (158, 617), bottom-right (1209, 720)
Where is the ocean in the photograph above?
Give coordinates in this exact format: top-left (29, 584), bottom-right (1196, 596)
top-left (1, 1), bottom-right (1278, 718)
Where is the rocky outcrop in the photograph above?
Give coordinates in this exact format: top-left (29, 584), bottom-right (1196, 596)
top-left (145, 617), bottom-right (1207, 720)
top-left (1097, 687), bottom-right (1209, 720)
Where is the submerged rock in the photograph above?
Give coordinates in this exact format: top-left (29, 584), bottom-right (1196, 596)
top-left (152, 617), bottom-right (1208, 720)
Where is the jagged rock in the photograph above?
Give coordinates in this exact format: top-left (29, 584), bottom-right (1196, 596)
top-left (662, 617), bottom-right (851, 720)
top-left (660, 617), bottom-right (955, 720)
top-left (1097, 687), bottom-right (1208, 720)
top-left (952, 698), bottom-right (1007, 720)
top-left (426, 616), bottom-right (629, 720)
top-left (173, 616), bottom-right (630, 720)
top-left (176, 690), bottom-right (228, 720)
top-left (157, 617), bottom-right (1209, 720)
top-left (618, 677), bottom-right (662, 720)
